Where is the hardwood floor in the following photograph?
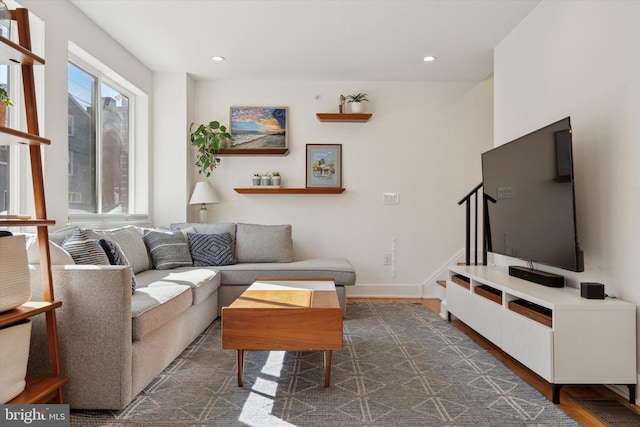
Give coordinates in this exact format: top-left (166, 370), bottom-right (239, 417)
top-left (348, 297), bottom-right (640, 427)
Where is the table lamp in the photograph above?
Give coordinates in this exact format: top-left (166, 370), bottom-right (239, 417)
top-left (189, 182), bottom-right (220, 223)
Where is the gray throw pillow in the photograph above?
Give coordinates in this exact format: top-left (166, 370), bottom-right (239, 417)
top-left (61, 229), bottom-right (110, 265)
top-left (93, 226), bottom-right (150, 274)
top-left (143, 229), bottom-right (193, 270)
top-left (97, 238), bottom-right (137, 293)
top-left (235, 223), bottom-right (293, 263)
top-left (187, 232), bottom-right (236, 267)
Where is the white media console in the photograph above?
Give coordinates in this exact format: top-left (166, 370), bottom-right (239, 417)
top-left (445, 265), bottom-right (637, 404)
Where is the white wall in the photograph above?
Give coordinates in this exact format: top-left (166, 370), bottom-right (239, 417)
top-left (177, 79), bottom-right (494, 290)
top-left (18, 0), bottom-right (153, 227)
top-left (494, 0), bottom-right (640, 389)
top-left (152, 72), bottom-right (190, 226)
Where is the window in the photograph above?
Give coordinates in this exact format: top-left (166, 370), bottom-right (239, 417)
top-left (0, 64), bottom-right (11, 215)
top-left (68, 60), bottom-right (133, 215)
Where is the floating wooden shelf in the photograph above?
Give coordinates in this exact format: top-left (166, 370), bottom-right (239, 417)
top-left (316, 113), bottom-right (372, 122)
top-left (218, 148), bottom-right (289, 155)
top-left (234, 187), bottom-right (345, 194)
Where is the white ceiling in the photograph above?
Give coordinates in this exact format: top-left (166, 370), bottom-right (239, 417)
top-left (69, 0), bottom-right (539, 82)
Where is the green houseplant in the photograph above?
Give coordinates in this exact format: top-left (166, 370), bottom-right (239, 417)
top-left (346, 93), bottom-right (368, 113)
top-left (190, 120), bottom-right (231, 177)
top-left (0, 87), bottom-right (13, 125)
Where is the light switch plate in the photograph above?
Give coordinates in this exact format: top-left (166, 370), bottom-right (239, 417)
top-left (383, 192), bottom-right (399, 204)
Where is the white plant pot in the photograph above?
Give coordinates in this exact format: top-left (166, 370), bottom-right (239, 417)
top-left (350, 102), bottom-right (364, 113)
top-left (0, 235), bottom-right (31, 313)
top-left (0, 320), bottom-right (32, 403)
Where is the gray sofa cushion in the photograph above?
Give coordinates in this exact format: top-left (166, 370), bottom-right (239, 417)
top-left (143, 230), bottom-right (193, 270)
top-left (171, 222), bottom-right (237, 248)
top-left (187, 232), bottom-right (236, 266)
top-left (131, 284), bottom-right (192, 340)
top-left (135, 267), bottom-right (220, 306)
top-left (48, 226), bottom-right (80, 246)
top-left (214, 257), bottom-right (356, 286)
top-left (235, 223), bottom-right (292, 263)
top-left (92, 226), bottom-right (151, 274)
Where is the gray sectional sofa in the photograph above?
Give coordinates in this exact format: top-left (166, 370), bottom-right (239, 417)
top-left (27, 222), bottom-right (355, 410)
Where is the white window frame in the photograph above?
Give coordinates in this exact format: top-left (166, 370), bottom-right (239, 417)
top-left (67, 46), bottom-right (148, 227)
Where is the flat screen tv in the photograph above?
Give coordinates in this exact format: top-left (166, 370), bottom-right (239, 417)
top-left (481, 117), bottom-right (584, 278)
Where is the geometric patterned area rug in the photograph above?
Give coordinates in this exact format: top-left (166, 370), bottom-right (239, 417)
top-left (71, 302), bottom-right (578, 426)
top-left (573, 398), bottom-right (640, 427)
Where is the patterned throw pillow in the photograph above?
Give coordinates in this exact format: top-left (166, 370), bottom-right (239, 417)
top-left (97, 238), bottom-right (137, 293)
top-left (143, 230), bottom-right (193, 270)
top-left (61, 229), bottom-right (110, 265)
top-left (187, 232), bottom-right (236, 267)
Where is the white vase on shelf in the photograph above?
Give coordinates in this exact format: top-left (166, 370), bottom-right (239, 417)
top-left (350, 102), bottom-right (364, 113)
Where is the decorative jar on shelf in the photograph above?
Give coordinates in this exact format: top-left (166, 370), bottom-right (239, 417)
top-left (271, 172), bottom-right (281, 187)
top-left (252, 174), bottom-right (261, 186)
top-left (260, 175), bottom-right (271, 186)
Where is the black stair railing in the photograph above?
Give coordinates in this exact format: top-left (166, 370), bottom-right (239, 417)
top-left (457, 183), bottom-right (494, 266)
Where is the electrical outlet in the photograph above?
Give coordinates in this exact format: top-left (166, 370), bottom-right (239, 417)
top-left (383, 192), bottom-right (399, 205)
top-left (383, 253), bottom-right (392, 265)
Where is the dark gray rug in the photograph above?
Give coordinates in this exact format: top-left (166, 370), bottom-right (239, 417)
top-left (71, 302), bottom-right (578, 426)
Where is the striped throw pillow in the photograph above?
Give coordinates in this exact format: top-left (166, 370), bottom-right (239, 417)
top-left (143, 230), bottom-right (193, 270)
top-left (61, 229), bottom-right (110, 265)
top-left (97, 238), bottom-right (137, 293)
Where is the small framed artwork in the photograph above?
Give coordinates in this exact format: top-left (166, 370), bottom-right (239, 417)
top-left (306, 144), bottom-right (342, 188)
top-left (219, 106), bottom-right (289, 155)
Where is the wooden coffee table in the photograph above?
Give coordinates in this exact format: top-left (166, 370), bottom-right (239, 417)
top-left (221, 278), bottom-right (343, 387)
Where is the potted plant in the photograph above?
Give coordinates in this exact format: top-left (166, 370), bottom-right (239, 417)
top-left (252, 173), bottom-right (261, 186)
top-left (346, 93), bottom-right (368, 113)
top-left (0, 87), bottom-right (14, 125)
top-left (260, 173), bottom-right (272, 186)
top-left (271, 172), bottom-right (281, 187)
top-left (190, 120), bottom-right (231, 177)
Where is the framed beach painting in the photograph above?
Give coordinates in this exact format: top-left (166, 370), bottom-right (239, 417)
top-left (220, 106), bottom-right (289, 155)
top-left (306, 144), bottom-right (342, 188)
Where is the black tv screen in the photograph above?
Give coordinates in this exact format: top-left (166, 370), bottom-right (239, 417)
top-left (481, 117), bottom-right (584, 272)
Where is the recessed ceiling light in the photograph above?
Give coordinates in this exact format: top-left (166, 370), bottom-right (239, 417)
top-left (423, 56), bottom-right (436, 62)
top-left (211, 56), bottom-right (225, 62)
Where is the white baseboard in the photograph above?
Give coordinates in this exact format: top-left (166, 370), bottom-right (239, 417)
top-left (346, 284), bottom-right (423, 298)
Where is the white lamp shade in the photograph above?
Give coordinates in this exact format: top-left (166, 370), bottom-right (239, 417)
top-left (189, 182), bottom-right (220, 205)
